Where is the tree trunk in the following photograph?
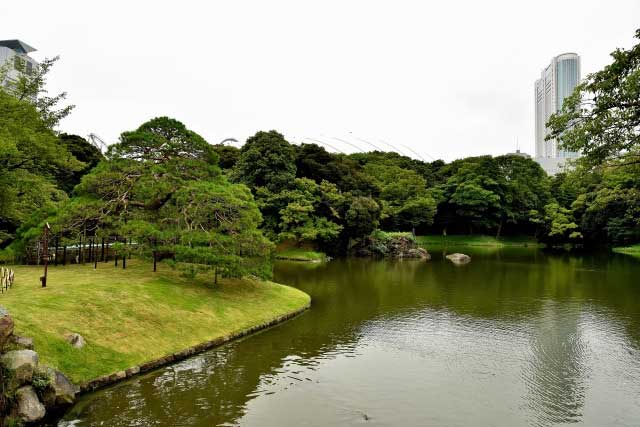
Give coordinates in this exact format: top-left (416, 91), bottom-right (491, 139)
top-left (496, 220), bottom-right (503, 239)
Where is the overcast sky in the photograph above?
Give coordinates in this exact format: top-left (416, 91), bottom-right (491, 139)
top-left (2, 0), bottom-right (639, 161)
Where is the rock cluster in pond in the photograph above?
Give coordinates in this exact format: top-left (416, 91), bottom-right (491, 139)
top-left (352, 234), bottom-right (431, 260)
top-left (0, 307), bottom-right (77, 425)
top-left (446, 253), bottom-right (471, 265)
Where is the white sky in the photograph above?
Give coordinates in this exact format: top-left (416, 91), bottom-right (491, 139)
top-left (2, 0), bottom-right (639, 161)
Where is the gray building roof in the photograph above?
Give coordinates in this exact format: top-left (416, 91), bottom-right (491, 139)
top-left (0, 39), bottom-right (36, 54)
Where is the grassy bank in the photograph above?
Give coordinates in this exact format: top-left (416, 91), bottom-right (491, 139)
top-left (275, 248), bottom-right (326, 262)
top-left (416, 234), bottom-right (540, 247)
top-left (0, 260), bottom-right (310, 384)
top-left (613, 244), bottom-right (640, 258)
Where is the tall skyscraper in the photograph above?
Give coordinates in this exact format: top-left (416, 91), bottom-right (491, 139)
top-left (534, 53), bottom-right (580, 174)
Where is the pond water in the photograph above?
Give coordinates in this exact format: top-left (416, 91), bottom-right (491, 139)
top-left (59, 247), bottom-right (640, 426)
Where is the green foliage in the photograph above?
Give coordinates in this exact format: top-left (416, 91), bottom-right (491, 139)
top-left (212, 143), bottom-right (240, 169)
top-left (0, 91), bottom-right (82, 246)
top-left (6, 55), bottom-right (74, 129)
top-left (569, 162), bottom-right (640, 245)
top-left (28, 117), bottom-right (273, 280)
top-left (233, 130), bottom-right (296, 192)
top-left (362, 162), bottom-right (436, 231)
top-left (548, 28), bottom-right (640, 168)
top-left (432, 155), bottom-right (550, 236)
top-left (57, 133), bottom-right (104, 194)
top-left (345, 196), bottom-right (381, 239)
top-left (31, 370), bottom-right (51, 393)
top-left (530, 203), bottom-right (582, 243)
top-left (296, 144), bottom-right (377, 195)
top-left (256, 178), bottom-right (344, 244)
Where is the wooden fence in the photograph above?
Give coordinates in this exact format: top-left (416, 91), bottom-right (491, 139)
top-left (1, 267), bottom-right (15, 293)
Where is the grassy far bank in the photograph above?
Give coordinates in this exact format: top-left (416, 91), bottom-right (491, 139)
top-left (613, 244), bottom-right (640, 258)
top-left (274, 248), bottom-right (326, 262)
top-left (0, 260), bottom-right (310, 384)
top-left (416, 234), bottom-right (540, 248)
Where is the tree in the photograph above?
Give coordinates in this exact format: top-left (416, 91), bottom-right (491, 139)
top-left (166, 181), bottom-right (273, 280)
top-left (530, 203), bottom-right (582, 244)
top-left (296, 144), bottom-right (377, 196)
top-left (396, 196), bottom-right (437, 232)
top-left (276, 178), bottom-right (343, 244)
top-left (344, 196), bottom-right (381, 240)
top-left (33, 117), bottom-right (273, 279)
top-left (4, 56), bottom-right (74, 129)
top-left (547, 28), bottom-right (640, 168)
top-left (362, 162), bottom-right (434, 231)
top-left (494, 155), bottom-right (551, 236)
top-left (232, 131), bottom-right (297, 192)
top-left (57, 134), bottom-right (104, 194)
top-left (212, 144), bottom-right (240, 169)
top-left (0, 91), bottom-right (82, 246)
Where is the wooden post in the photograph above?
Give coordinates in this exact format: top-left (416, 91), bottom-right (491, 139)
top-left (41, 223), bottom-right (50, 287)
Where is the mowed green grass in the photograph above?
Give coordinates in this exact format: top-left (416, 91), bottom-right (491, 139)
top-left (0, 260), bottom-right (310, 384)
top-left (275, 248), bottom-right (326, 261)
top-left (613, 244), bottom-right (640, 258)
top-left (416, 234), bottom-right (540, 247)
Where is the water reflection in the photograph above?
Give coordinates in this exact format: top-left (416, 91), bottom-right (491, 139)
top-left (60, 248), bottom-right (640, 426)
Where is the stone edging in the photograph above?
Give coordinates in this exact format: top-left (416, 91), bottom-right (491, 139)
top-left (78, 302), bottom-right (311, 394)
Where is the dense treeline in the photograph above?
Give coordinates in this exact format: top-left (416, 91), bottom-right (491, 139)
top-left (1, 28), bottom-right (639, 276)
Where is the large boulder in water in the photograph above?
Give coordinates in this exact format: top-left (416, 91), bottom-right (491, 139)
top-left (446, 253), bottom-right (471, 265)
top-left (0, 306), bottom-right (14, 350)
top-left (15, 385), bottom-right (46, 423)
top-left (1, 349), bottom-right (39, 385)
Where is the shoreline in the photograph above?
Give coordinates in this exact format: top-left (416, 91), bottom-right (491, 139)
top-left (416, 234), bottom-right (541, 248)
top-left (1, 262), bottom-right (311, 385)
top-left (78, 301), bottom-right (310, 393)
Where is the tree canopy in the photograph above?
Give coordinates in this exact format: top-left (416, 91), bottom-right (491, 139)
top-left (548, 28), bottom-right (640, 168)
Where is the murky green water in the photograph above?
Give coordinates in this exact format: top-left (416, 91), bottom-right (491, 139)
top-left (60, 248), bottom-right (640, 426)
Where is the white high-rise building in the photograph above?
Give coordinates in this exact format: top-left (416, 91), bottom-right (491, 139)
top-left (0, 39), bottom-right (38, 91)
top-left (534, 53), bottom-right (580, 174)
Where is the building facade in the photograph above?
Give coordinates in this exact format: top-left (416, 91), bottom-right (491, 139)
top-left (534, 53), bottom-right (580, 174)
top-left (0, 39), bottom-right (38, 91)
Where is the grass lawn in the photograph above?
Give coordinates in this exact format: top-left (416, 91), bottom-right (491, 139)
top-left (416, 234), bottom-right (540, 247)
top-left (613, 244), bottom-right (640, 258)
top-left (275, 248), bottom-right (326, 262)
top-left (0, 260), bottom-right (310, 384)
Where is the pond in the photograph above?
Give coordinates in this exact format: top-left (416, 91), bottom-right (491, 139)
top-left (59, 247), bottom-right (640, 426)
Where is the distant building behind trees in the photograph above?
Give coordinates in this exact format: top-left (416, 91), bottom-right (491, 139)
top-left (534, 53), bottom-right (581, 175)
top-left (0, 39), bottom-right (38, 93)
